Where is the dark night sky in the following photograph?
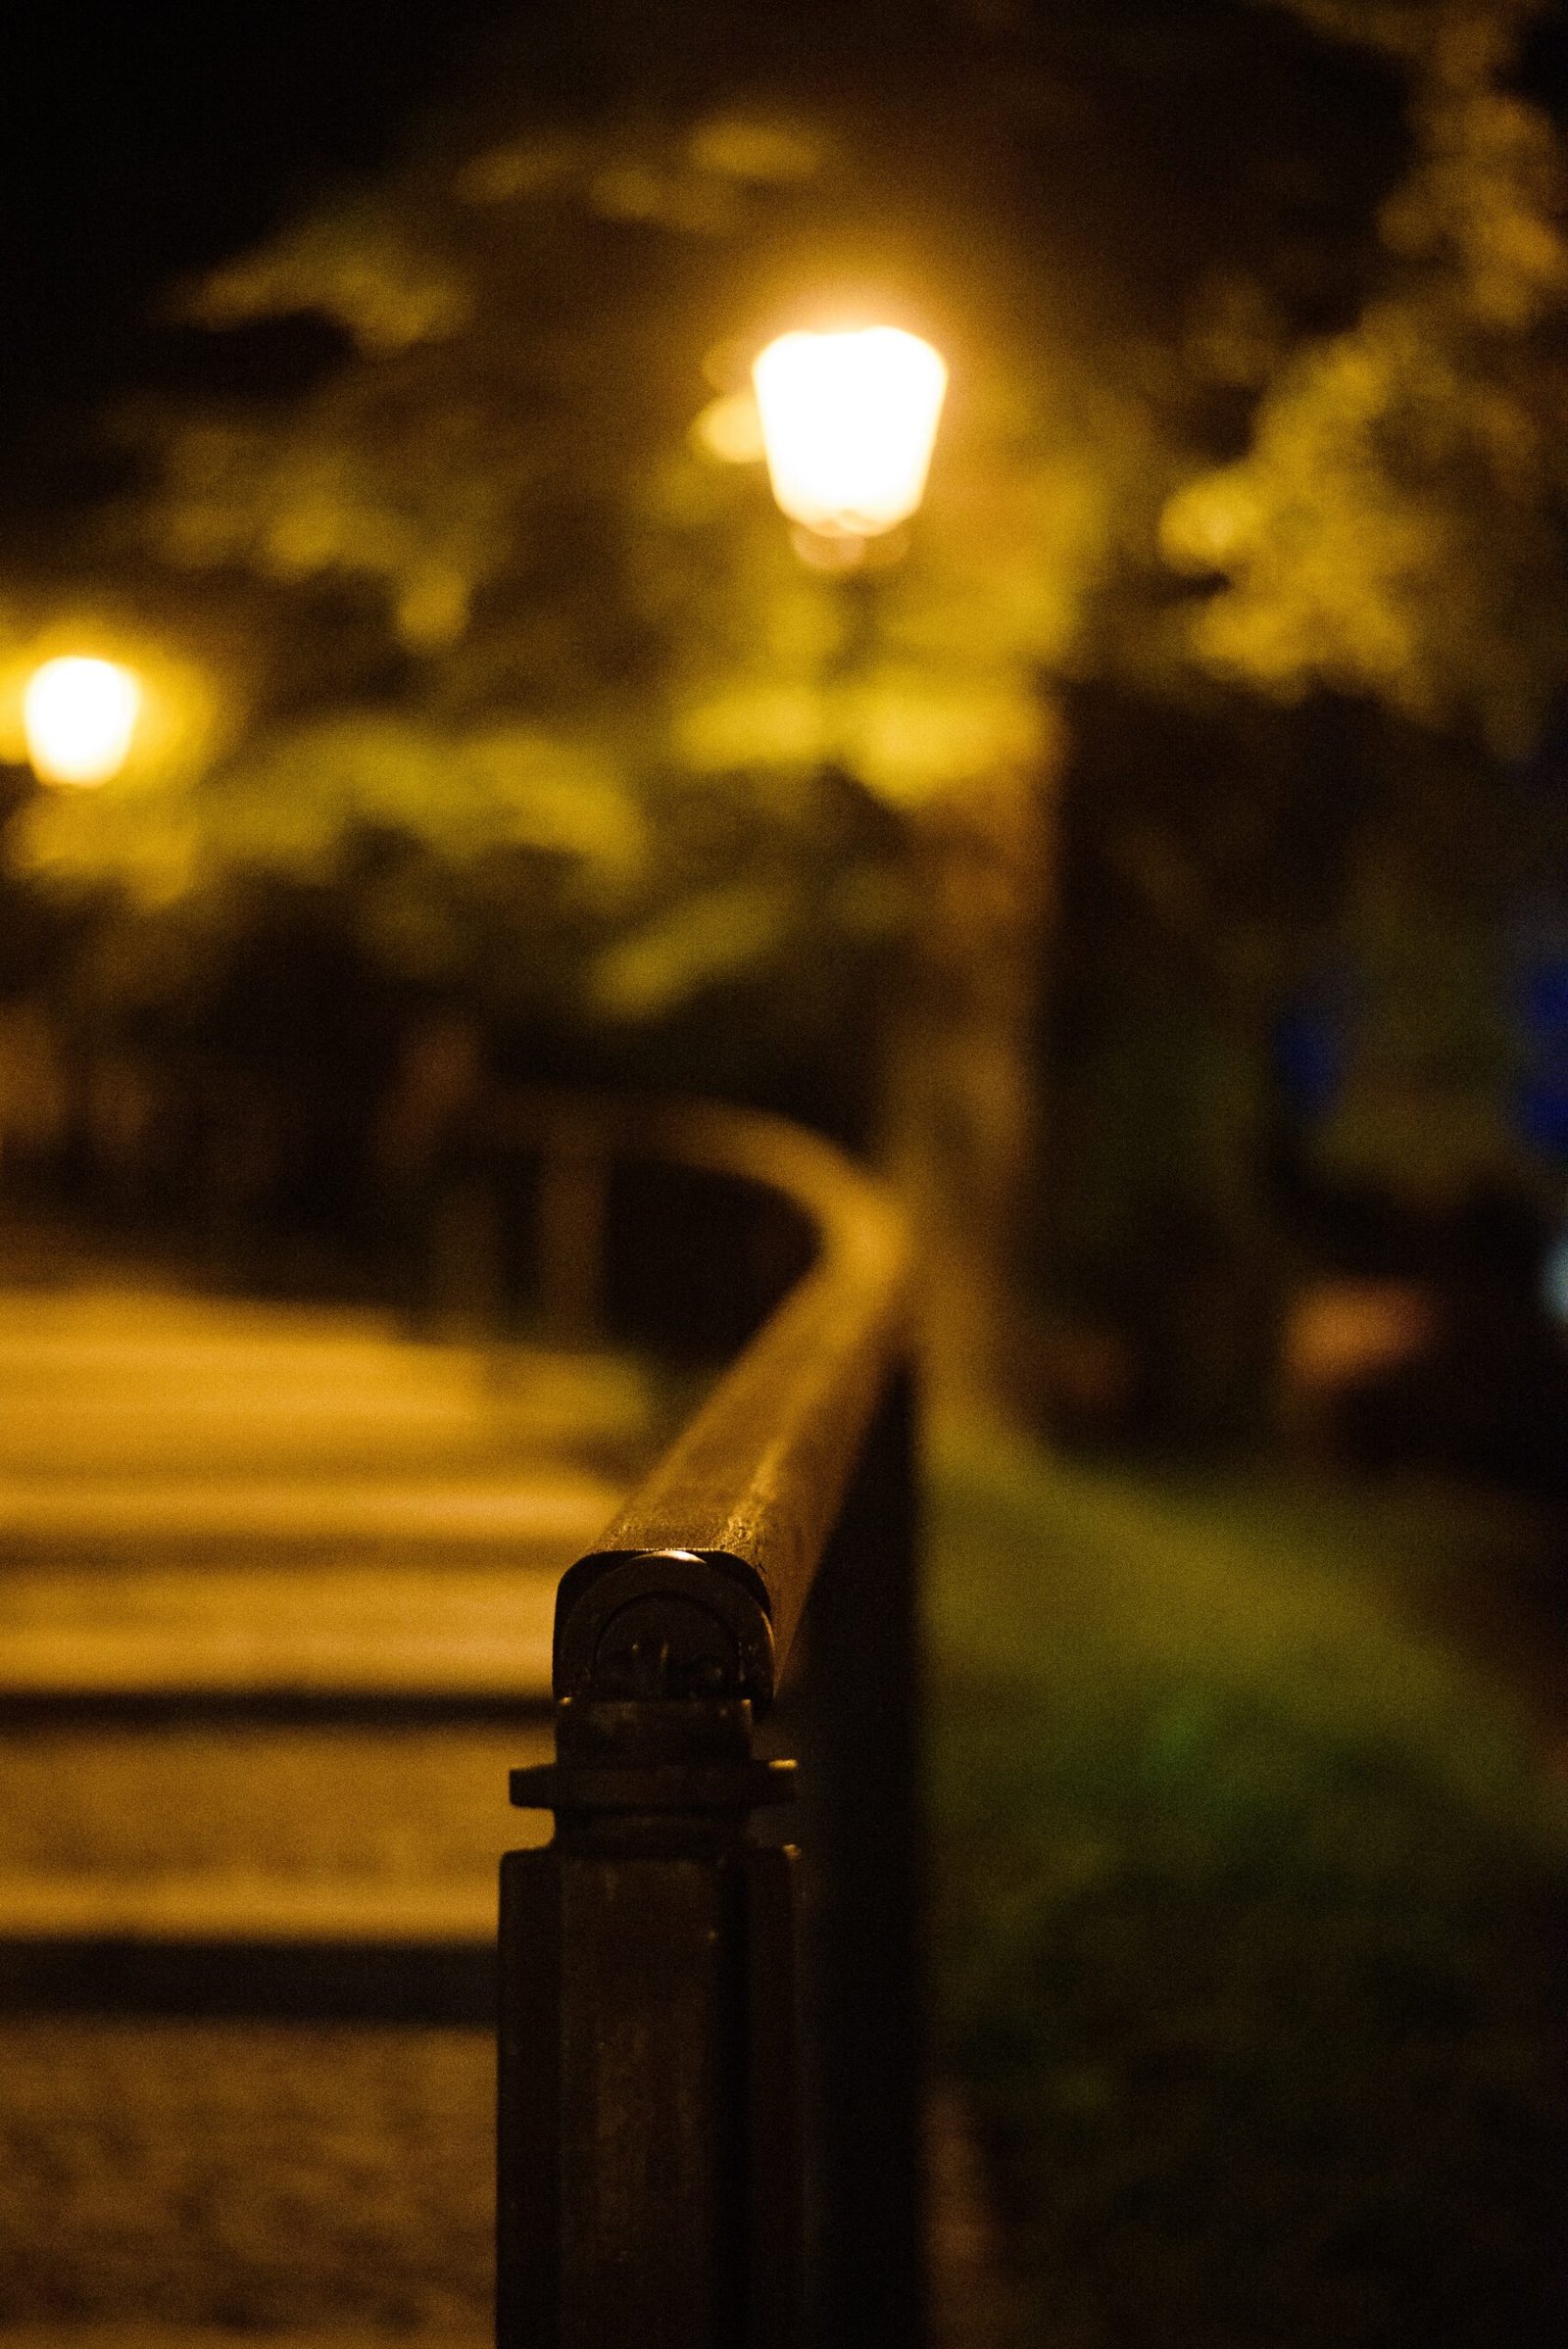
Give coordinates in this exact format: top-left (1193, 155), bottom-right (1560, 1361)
top-left (0, 3), bottom-right (510, 472)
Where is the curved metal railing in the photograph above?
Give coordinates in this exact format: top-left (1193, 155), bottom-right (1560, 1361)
top-left (491, 1095), bottom-right (923, 2349)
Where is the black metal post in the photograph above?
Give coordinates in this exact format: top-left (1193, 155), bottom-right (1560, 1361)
top-left (492, 1099), bottom-right (914, 2349)
top-left (797, 1363), bottom-right (925, 2349)
top-left (498, 1695), bottom-right (803, 2349)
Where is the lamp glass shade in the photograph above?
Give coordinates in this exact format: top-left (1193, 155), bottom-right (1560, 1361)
top-left (752, 327), bottom-right (947, 537)
top-left (23, 658), bottom-right (141, 786)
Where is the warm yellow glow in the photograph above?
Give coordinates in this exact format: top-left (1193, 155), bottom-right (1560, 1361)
top-left (23, 657), bottom-right (142, 786)
top-left (752, 326), bottom-right (947, 538)
top-left (693, 389), bottom-right (766, 465)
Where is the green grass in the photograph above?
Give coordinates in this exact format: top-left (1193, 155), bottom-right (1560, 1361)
top-left (927, 1439), bottom-right (1568, 2349)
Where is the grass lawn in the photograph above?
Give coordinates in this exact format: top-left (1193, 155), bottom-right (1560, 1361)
top-left (926, 1438), bottom-right (1568, 2349)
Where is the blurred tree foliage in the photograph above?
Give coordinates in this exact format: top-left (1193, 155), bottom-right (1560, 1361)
top-left (1, 0), bottom-right (1173, 1391)
top-left (1042, 0), bottom-right (1568, 1442)
top-left (3, 0), bottom-right (1566, 1420)
top-left (1167, 0), bottom-right (1568, 756)
top-left (15, 24), bottom-right (1128, 1065)
top-left (4, 6), bottom-right (1159, 1353)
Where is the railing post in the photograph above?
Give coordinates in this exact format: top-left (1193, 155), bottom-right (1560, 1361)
top-left (492, 1098), bottom-right (913, 2348)
top-left (498, 1692), bottom-right (803, 2349)
top-left (798, 1361), bottom-right (925, 2349)
top-left (535, 1107), bottom-right (608, 1347)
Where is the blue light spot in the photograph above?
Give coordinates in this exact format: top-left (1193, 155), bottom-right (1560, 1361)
top-left (1523, 959), bottom-right (1568, 1038)
top-left (1542, 1233), bottom-right (1568, 1325)
top-left (1274, 1001), bottom-right (1345, 1123)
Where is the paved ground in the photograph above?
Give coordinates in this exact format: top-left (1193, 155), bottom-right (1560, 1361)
top-left (0, 1261), bottom-right (624, 2331)
top-left (0, 1241), bottom-right (1018, 2345)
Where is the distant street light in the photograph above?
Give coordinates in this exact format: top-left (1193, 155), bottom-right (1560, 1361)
top-left (752, 325), bottom-right (947, 547)
top-left (23, 656), bottom-right (142, 786)
top-left (750, 320), bottom-right (1025, 1427)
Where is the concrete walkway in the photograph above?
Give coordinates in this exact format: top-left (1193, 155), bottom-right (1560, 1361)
top-left (0, 1263), bottom-right (633, 2330)
top-left (0, 1248), bottom-right (1018, 2345)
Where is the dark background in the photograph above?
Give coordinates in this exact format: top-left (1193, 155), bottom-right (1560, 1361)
top-left (0, 3), bottom-right (512, 496)
top-left (6, 2), bottom-right (1565, 483)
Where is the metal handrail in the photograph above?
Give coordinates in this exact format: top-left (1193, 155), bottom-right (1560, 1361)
top-left (509, 1097), bottom-right (909, 1706)
top-left (492, 1095), bottom-right (923, 2349)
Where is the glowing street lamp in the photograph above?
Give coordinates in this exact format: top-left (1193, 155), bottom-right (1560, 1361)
top-left (23, 656), bottom-right (142, 786)
top-left (751, 325), bottom-right (947, 543)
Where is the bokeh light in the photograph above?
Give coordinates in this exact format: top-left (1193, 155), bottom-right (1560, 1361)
top-left (751, 326), bottom-right (947, 538)
top-left (692, 388), bottom-right (766, 464)
top-left (23, 657), bottom-right (143, 786)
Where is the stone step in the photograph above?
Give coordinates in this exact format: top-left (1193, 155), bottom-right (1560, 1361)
top-left (0, 1709), bottom-right (551, 2015)
top-left (0, 1719), bottom-right (553, 1885)
top-left (0, 1270), bottom-right (696, 2339)
top-left (0, 1562), bottom-right (575, 1699)
top-left (0, 1873), bottom-right (503, 1944)
top-left (0, 1287), bottom-right (661, 1478)
top-left (0, 1714), bottom-right (537, 2328)
top-left (0, 1476), bottom-right (615, 1567)
top-left (0, 1408), bottom-right (632, 1481)
top-left (0, 1870), bottom-right (495, 1944)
